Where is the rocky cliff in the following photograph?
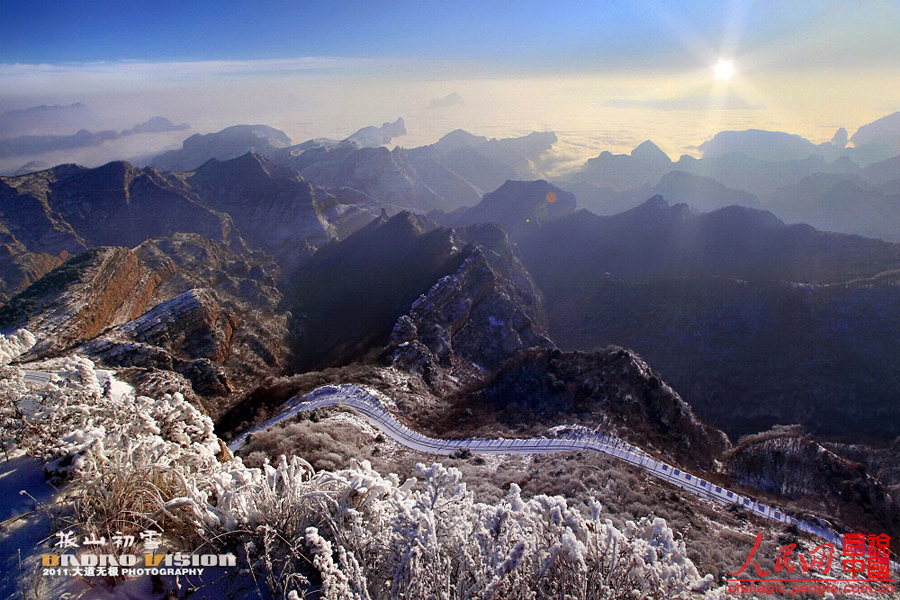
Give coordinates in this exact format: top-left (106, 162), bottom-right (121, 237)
top-left (390, 223), bottom-right (554, 385)
top-left (186, 152), bottom-right (336, 276)
top-left (725, 427), bottom-right (900, 549)
top-left (468, 346), bottom-right (731, 469)
top-left (0, 246), bottom-right (175, 355)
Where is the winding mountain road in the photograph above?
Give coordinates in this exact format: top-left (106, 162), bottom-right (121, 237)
top-left (24, 368), bottom-right (893, 567)
top-left (228, 383), bottom-right (870, 557)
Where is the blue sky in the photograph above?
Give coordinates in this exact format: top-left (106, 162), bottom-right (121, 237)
top-left (0, 1), bottom-right (871, 71)
top-left (2, 1), bottom-right (678, 64)
top-left (1, 1), bottom-right (899, 172)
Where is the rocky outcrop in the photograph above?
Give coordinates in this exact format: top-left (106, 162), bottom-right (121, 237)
top-left (2, 232), bottom-right (288, 403)
top-left (313, 186), bottom-right (381, 239)
top-left (113, 234), bottom-right (288, 402)
top-left (82, 289), bottom-right (236, 396)
top-left (92, 288), bottom-right (237, 361)
top-left (286, 211), bottom-right (466, 371)
top-left (345, 117), bottom-right (406, 148)
top-left (135, 233), bottom-right (282, 311)
top-left (390, 223), bottom-right (554, 383)
top-left (0, 246), bottom-right (175, 355)
top-left (725, 428), bottom-right (900, 545)
top-left (187, 152), bottom-right (336, 276)
top-left (471, 346), bottom-right (731, 469)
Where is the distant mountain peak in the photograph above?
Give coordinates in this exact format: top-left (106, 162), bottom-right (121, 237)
top-left (194, 151), bottom-right (297, 182)
top-left (634, 194), bottom-right (669, 210)
top-left (631, 140), bottom-right (670, 162)
top-left (345, 117), bottom-right (407, 148)
top-left (378, 210), bottom-right (437, 238)
top-left (436, 179), bottom-right (576, 241)
top-left (433, 129), bottom-right (489, 153)
top-left (150, 124), bottom-right (293, 172)
top-left (121, 116), bottom-right (190, 136)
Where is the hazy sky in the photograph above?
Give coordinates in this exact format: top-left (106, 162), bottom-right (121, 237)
top-left (2, 0), bottom-right (900, 169)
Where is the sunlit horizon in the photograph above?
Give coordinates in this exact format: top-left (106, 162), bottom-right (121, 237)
top-left (2, 2), bottom-right (899, 174)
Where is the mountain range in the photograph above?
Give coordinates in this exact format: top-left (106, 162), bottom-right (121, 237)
top-left (553, 114), bottom-right (900, 242)
top-left (4, 113), bottom-right (900, 566)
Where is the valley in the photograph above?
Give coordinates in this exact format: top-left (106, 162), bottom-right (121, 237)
top-left (2, 112), bottom-right (900, 598)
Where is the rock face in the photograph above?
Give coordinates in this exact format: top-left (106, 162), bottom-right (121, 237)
top-left (187, 152), bottom-right (336, 276)
top-left (82, 289), bottom-right (237, 396)
top-left (0, 246), bottom-right (175, 355)
top-left (389, 223), bottom-right (554, 383)
top-left (287, 211), bottom-right (555, 379)
top-left (286, 211), bottom-right (466, 371)
top-left (136, 233), bottom-right (282, 311)
top-left (1, 233), bottom-right (288, 405)
top-left (109, 288), bottom-right (236, 360)
top-left (725, 428), bottom-right (900, 544)
top-left (470, 347), bottom-right (731, 468)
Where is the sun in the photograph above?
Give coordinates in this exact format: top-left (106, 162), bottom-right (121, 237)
top-left (714, 59), bottom-right (735, 81)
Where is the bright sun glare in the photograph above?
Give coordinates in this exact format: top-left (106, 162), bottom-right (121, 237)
top-left (714, 59), bottom-right (735, 81)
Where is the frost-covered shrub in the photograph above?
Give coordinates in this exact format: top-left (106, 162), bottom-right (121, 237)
top-left (8, 357), bottom-right (218, 479)
top-left (234, 459), bottom-right (715, 599)
top-left (241, 418), bottom-right (375, 472)
top-left (1, 348), bottom-right (725, 598)
top-left (0, 329), bottom-right (35, 364)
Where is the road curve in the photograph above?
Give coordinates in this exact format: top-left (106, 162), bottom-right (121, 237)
top-left (21, 369), bottom-right (897, 568)
top-left (228, 383), bottom-right (881, 559)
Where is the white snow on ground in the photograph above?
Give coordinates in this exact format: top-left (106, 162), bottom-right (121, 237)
top-left (0, 329), bottom-right (35, 365)
top-left (0, 450), bottom-right (60, 600)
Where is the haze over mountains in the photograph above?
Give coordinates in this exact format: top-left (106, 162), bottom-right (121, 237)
top-left (4, 100), bottom-right (900, 241)
top-left (4, 109), bottom-right (900, 583)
